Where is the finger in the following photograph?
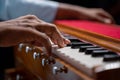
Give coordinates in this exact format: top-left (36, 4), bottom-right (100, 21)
top-left (53, 32), bottom-right (66, 48)
top-left (95, 16), bottom-right (106, 23)
top-left (35, 21), bottom-right (68, 48)
top-left (23, 28), bottom-right (52, 55)
top-left (98, 10), bottom-right (115, 24)
top-left (55, 35), bottom-right (71, 48)
top-left (50, 36), bottom-right (58, 45)
top-left (35, 33), bottom-right (52, 55)
top-left (42, 23), bottom-right (66, 47)
top-left (50, 33), bottom-right (64, 48)
top-left (93, 14), bottom-right (112, 24)
top-left (63, 37), bottom-right (71, 44)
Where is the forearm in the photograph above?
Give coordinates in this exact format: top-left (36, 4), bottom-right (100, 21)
top-left (55, 3), bottom-right (88, 20)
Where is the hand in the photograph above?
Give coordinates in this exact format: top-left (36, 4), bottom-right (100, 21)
top-left (17, 15), bottom-right (70, 47)
top-left (77, 8), bottom-right (115, 24)
top-left (0, 15), bottom-right (70, 55)
top-left (56, 3), bottom-right (115, 24)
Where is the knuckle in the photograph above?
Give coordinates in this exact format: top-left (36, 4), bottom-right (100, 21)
top-left (26, 14), bottom-right (37, 19)
top-left (50, 24), bottom-right (57, 30)
top-left (31, 15), bottom-right (37, 18)
top-left (45, 23), bottom-right (57, 31)
top-left (27, 14), bottom-right (35, 17)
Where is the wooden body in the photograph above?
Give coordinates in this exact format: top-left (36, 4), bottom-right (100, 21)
top-left (10, 45), bottom-right (92, 80)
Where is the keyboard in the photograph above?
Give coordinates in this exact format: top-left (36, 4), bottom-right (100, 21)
top-left (52, 35), bottom-right (120, 78)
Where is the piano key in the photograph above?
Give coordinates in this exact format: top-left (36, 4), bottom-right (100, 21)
top-left (85, 47), bottom-right (105, 54)
top-left (69, 38), bottom-right (82, 42)
top-left (71, 42), bottom-right (92, 48)
top-left (103, 54), bottom-right (120, 61)
top-left (92, 50), bottom-right (116, 57)
top-left (79, 45), bottom-right (98, 52)
top-left (66, 38), bottom-right (82, 46)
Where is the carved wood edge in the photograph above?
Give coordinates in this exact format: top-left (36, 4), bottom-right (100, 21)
top-left (55, 23), bottom-right (120, 54)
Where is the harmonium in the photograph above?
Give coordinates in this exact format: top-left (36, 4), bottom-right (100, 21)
top-left (5, 20), bottom-right (120, 80)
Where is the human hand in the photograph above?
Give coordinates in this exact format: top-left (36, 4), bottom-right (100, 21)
top-left (57, 3), bottom-right (115, 24)
top-left (77, 8), bottom-right (115, 24)
top-left (18, 15), bottom-right (70, 47)
top-left (0, 15), bottom-right (70, 55)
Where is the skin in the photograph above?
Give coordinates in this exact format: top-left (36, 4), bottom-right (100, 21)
top-left (56, 3), bottom-right (115, 24)
top-left (0, 15), bottom-right (70, 55)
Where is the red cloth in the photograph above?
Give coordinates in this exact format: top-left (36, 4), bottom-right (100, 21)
top-left (55, 20), bottom-right (120, 39)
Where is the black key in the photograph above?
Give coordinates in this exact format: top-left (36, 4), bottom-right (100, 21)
top-left (79, 45), bottom-right (97, 52)
top-left (69, 38), bottom-right (81, 42)
top-left (92, 50), bottom-right (116, 57)
top-left (67, 38), bottom-right (82, 46)
top-left (71, 42), bottom-right (92, 48)
top-left (67, 43), bottom-right (72, 46)
top-left (85, 47), bottom-right (104, 54)
top-left (103, 54), bottom-right (120, 61)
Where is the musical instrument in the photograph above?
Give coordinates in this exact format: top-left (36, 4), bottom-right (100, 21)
top-left (5, 20), bottom-right (120, 80)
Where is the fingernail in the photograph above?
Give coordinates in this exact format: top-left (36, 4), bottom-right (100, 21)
top-left (66, 38), bottom-right (71, 42)
top-left (65, 38), bottom-right (71, 44)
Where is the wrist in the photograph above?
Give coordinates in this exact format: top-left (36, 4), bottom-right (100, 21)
top-left (55, 3), bottom-right (78, 19)
top-left (55, 3), bottom-right (89, 20)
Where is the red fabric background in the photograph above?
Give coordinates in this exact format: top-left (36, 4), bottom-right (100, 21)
top-left (55, 20), bottom-right (120, 39)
